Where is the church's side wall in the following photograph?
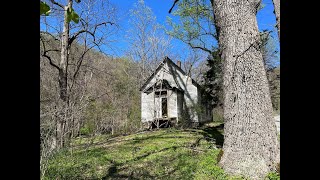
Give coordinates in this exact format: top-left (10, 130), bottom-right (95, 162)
top-left (141, 92), bottom-right (154, 122)
top-left (166, 62), bottom-right (200, 123)
top-left (167, 89), bottom-right (177, 118)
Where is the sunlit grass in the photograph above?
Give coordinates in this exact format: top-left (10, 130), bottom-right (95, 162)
top-left (44, 123), bottom-right (279, 180)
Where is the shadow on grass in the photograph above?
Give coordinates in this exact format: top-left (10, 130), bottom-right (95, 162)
top-left (102, 163), bottom-right (155, 180)
top-left (101, 146), bottom-right (184, 180)
top-left (100, 129), bottom-right (220, 180)
top-left (102, 163), bottom-right (150, 180)
top-left (199, 124), bottom-right (224, 148)
top-left (49, 126), bottom-right (224, 179)
top-left (72, 130), bottom-right (175, 149)
top-left (128, 135), bottom-right (190, 145)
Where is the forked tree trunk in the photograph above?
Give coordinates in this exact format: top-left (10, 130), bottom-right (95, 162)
top-left (211, 0), bottom-right (280, 179)
top-left (272, 0), bottom-right (280, 41)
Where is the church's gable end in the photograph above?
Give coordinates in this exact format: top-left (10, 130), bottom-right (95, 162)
top-left (140, 57), bottom-right (213, 127)
top-left (140, 57), bottom-right (186, 92)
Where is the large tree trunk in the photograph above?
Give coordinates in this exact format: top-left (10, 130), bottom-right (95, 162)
top-left (56, 0), bottom-right (73, 149)
top-left (272, 0), bottom-right (280, 41)
top-left (211, 0), bottom-right (280, 179)
top-left (59, 1), bottom-right (72, 102)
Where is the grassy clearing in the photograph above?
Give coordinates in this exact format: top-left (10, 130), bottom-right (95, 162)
top-left (44, 123), bottom-right (279, 180)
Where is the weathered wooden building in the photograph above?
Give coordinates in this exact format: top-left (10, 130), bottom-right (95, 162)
top-left (140, 57), bottom-right (212, 128)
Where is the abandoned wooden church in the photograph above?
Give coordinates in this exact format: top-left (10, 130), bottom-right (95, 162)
top-left (140, 57), bottom-right (213, 128)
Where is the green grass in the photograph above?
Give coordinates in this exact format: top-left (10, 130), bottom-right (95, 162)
top-left (44, 123), bottom-right (279, 180)
top-left (267, 172), bottom-right (280, 180)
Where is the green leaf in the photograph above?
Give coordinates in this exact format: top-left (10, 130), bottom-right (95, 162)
top-left (66, 8), bottom-right (79, 24)
top-left (67, 9), bottom-right (79, 24)
top-left (71, 10), bottom-right (79, 23)
top-left (66, 8), bottom-right (72, 23)
top-left (40, 1), bottom-right (50, 16)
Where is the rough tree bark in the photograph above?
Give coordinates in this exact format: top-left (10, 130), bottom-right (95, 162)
top-left (272, 0), bottom-right (280, 41)
top-left (56, 0), bottom-right (73, 148)
top-left (59, 0), bottom-right (72, 102)
top-left (211, 0), bottom-right (280, 179)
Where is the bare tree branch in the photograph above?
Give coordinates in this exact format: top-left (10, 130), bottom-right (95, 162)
top-left (169, 0), bottom-right (180, 13)
top-left (40, 35), bottom-right (61, 71)
top-left (69, 30), bottom-right (95, 46)
top-left (50, 0), bottom-right (65, 9)
top-left (187, 42), bottom-right (212, 54)
top-left (68, 22), bottom-right (114, 46)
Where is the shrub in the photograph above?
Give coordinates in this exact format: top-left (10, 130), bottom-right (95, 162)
top-left (80, 124), bottom-right (94, 136)
top-left (213, 107), bottom-right (224, 122)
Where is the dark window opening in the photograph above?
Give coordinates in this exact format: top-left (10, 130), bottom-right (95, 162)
top-left (162, 98), bottom-right (167, 117)
top-left (155, 90), bottom-right (167, 97)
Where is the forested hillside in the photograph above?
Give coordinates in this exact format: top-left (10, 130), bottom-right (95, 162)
top-left (40, 33), bottom-right (143, 177)
top-left (267, 67), bottom-right (280, 114)
top-left (41, 35), bottom-right (142, 132)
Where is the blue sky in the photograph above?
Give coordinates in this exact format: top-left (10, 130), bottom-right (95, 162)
top-left (103, 0), bottom-right (191, 57)
top-left (41, 0), bottom-right (279, 65)
top-left (110, 0), bottom-right (279, 62)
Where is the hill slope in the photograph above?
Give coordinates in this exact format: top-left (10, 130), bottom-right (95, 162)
top-left (44, 123), bottom-right (280, 179)
top-left (45, 124), bottom-right (229, 179)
